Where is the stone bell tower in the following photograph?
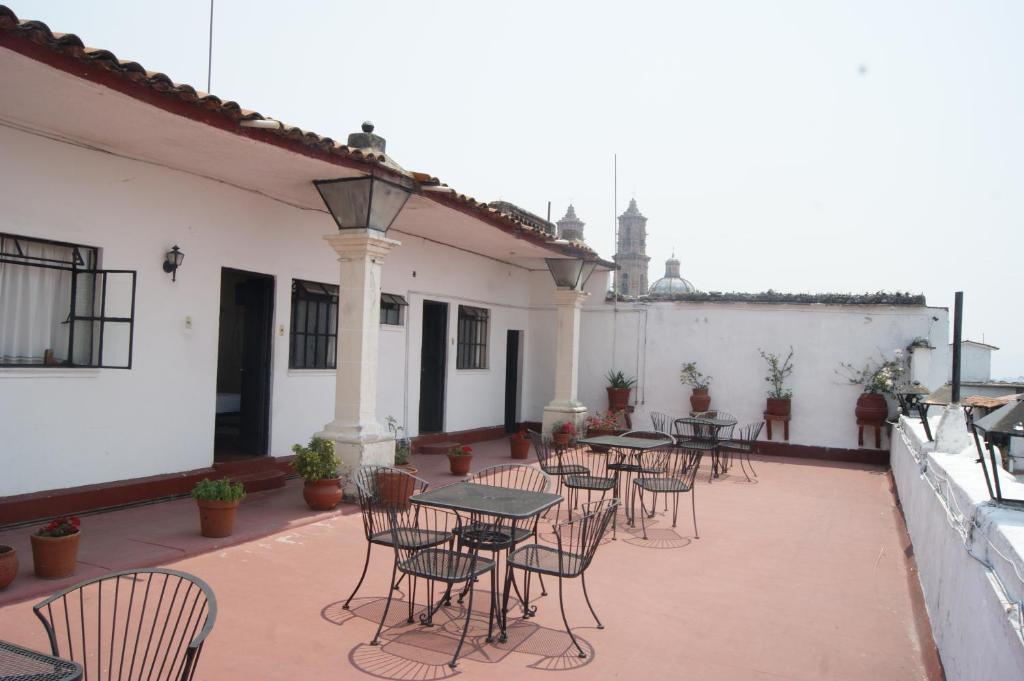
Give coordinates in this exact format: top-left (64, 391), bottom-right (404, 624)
top-left (556, 204), bottom-right (585, 241)
top-left (613, 198), bottom-right (650, 297)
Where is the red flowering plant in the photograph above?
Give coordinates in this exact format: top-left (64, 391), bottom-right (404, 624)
top-left (551, 421), bottom-right (577, 436)
top-left (448, 445), bottom-right (473, 457)
top-left (36, 516), bottom-right (80, 538)
top-left (510, 430), bottom-right (528, 440)
top-left (585, 411), bottom-right (622, 432)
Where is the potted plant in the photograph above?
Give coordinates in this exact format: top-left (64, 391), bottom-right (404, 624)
top-left (0, 545), bottom-right (17, 589)
top-left (30, 516), bottom-right (80, 579)
top-left (379, 416), bottom-right (418, 506)
top-left (551, 420), bottom-right (576, 447)
top-left (761, 347), bottom-right (794, 416)
top-left (386, 416), bottom-right (417, 474)
top-left (509, 430), bottom-right (531, 459)
top-left (680, 362), bottom-right (712, 412)
top-left (838, 352), bottom-right (905, 424)
top-left (605, 370), bottom-right (637, 412)
top-left (192, 478), bottom-right (246, 538)
top-left (292, 436), bottom-right (342, 511)
top-left (447, 445), bottom-right (474, 476)
top-left (584, 410), bottom-right (623, 453)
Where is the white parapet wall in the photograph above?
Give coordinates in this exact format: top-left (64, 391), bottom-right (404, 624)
top-left (891, 415), bottom-right (1024, 681)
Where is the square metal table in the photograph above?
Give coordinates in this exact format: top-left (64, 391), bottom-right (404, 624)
top-left (577, 434), bottom-right (675, 527)
top-left (0, 640), bottom-right (82, 681)
top-left (674, 417), bottom-right (738, 480)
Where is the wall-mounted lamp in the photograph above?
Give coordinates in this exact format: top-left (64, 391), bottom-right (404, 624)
top-left (545, 257), bottom-right (597, 291)
top-left (163, 245), bottom-right (184, 281)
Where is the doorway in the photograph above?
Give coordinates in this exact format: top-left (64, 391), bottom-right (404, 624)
top-left (214, 268), bottom-right (274, 460)
top-left (504, 330), bottom-right (523, 433)
top-left (418, 300), bottom-right (448, 434)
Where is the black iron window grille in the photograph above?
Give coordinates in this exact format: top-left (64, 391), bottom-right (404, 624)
top-left (0, 233), bottom-right (136, 368)
top-left (289, 279), bottom-right (338, 369)
top-left (380, 292), bottom-right (407, 326)
top-left (456, 305), bottom-right (489, 370)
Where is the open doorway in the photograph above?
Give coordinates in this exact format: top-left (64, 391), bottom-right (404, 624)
top-left (504, 330), bottom-right (523, 433)
top-left (214, 268), bottom-right (274, 460)
top-left (418, 300), bottom-right (448, 433)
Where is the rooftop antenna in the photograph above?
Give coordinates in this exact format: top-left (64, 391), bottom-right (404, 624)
top-left (206, 0), bottom-right (214, 93)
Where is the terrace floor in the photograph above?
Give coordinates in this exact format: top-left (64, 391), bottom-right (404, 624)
top-left (0, 439), bottom-right (941, 680)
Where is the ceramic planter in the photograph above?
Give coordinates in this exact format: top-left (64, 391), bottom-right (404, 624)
top-left (855, 393), bottom-right (888, 422)
top-left (302, 477), bottom-right (342, 511)
top-left (509, 437), bottom-right (531, 459)
top-left (30, 532), bottom-right (79, 579)
top-left (766, 398), bottom-right (792, 417)
top-left (196, 499), bottom-right (240, 538)
top-left (690, 388), bottom-right (711, 413)
top-left (552, 432), bottom-right (571, 447)
top-left (377, 468), bottom-right (417, 507)
top-left (0, 545), bottom-right (18, 589)
top-left (448, 455), bottom-right (473, 476)
top-left (606, 387), bottom-right (631, 412)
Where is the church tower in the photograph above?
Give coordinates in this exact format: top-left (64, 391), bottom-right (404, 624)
top-left (613, 198), bottom-right (651, 297)
top-left (556, 204), bottom-right (585, 241)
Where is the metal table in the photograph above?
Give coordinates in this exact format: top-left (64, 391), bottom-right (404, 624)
top-left (0, 641), bottom-right (82, 681)
top-left (576, 435), bottom-right (674, 526)
top-left (674, 417), bottom-right (737, 480)
top-left (410, 482), bottom-right (562, 642)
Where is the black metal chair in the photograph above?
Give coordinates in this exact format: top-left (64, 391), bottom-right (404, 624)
top-left (650, 411), bottom-right (674, 433)
top-left (530, 431), bottom-right (588, 517)
top-left (33, 568), bottom-right (216, 681)
top-left (675, 417), bottom-right (725, 481)
top-left (632, 445), bottom-right (704, 539)
top-left (721, 421), bottom-right (765, 481)
top-left (370, 497), bottom-right (494, 669)
top-left (502, 498), bottom-right (619, 658)
top-left (457, 464), bottom-right (552, 550)
top-left (344, 465), bottom-right (448, 613)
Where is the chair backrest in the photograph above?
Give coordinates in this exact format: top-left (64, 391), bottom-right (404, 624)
top-left (554, 498), bottom-right (619, 576)
top-left (381, 494), bottom-right (462, 575)
top-left (649, 411), bottom-right (672, 433)
top-left (528, 431), bottom-right (559, 474)
top-left (673, 417), bottom-right (718, 442)
top-left (468, 463), bottom-right (551, 493)
top-left (353, 465), bottom-right (430, 540)
top-left (665, 446), bottom-right (704, 488)
top-left (33, 568), bottom-right (216, 681)
top-left (732, 421), bottom-right (764, 445)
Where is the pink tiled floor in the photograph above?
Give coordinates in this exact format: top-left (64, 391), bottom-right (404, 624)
top-left (0, 440), bottom-right (939, 680)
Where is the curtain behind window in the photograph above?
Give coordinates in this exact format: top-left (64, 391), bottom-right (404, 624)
top-left (0, 242), bottom-right (74, 364)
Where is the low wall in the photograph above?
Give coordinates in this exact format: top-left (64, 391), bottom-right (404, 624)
top-left (891, 415), bottom-right (1024, 681)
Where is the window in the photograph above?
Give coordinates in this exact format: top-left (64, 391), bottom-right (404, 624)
top-left (380, 293), bottom-right (408, 326)
top-left (456, 305), bottom-right (489, 370)
top-left (0, 233), bottom-right (136, 368)
top-left (290, 279), bottom-right (338, 369)
top-left (619, 271), bottom-right (630, 295)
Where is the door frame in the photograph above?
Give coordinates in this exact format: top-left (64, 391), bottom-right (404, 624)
top-left (418, 299), bottom-right (449, 434)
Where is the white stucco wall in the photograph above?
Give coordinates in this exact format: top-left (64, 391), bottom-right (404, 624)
top-left (956, 344), bottom-right (993, 383)
top-left (891, 417), bottom-right (1024, 681)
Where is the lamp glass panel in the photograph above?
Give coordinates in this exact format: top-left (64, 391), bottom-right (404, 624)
top-left (316, 177), bottom-right (372, 229)
top-left (578, 261), bottom-right (597, 288)
top-left (367, 180), bottom-right (411, 232)
top-left (170, 248), bottom-right (185, 267)
top-left (545, 258), bottom-right (584, 288)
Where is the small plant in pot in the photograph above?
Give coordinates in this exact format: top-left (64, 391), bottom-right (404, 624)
top-left (605, 370), bottom-right (637, 412)
top-left (551, 420), bottom-right (576, 447)
top-left (585, 410), bottom-right (622, 453)
top-left (386, 416), bottom-right (416, 474)
top-left (680, 362), bottom-right (712, 412)
top-left (379, 416), bottom-right (419, 506)
top-left (30, 516), bottom-right (80, 579)
top-left (0, 544), bottom-right (17, 589)
top-left (509, 430), bottom-right (531, 459)
top-left (837, 351), bottom-right (905, 424)
top-left (761, 347), bottom-right (794, 416)
top-left (192, 478), bottom-right (245, 539)
top-left (292, 436), bottom-right (342, 511)
top-left (447, 445), bottom-right (474, 476)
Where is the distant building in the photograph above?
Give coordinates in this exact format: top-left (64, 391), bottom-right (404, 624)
top-left (648, 253), bottom-right (695, 296)
top-left (556, 204), bottom-right (585, 241)
top-left (613, 199), bottom-right (650, 297)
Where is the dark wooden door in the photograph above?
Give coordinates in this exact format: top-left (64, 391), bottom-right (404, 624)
top-left (237, 274), bottom-right (274, 454)
top-left (504, 330), bottom-right (521, 433)
top-left (418, 301), bottom-right (448, 433)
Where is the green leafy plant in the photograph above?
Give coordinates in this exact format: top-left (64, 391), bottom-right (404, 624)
top-left (385, 416), bottom-right (412, 466)
top-left (605, 370), bottom-right (637, 389)
top-left (679, 362), bottom-right (712, 390)
top-left (760, 347), bottom-right (795, 399)
top-left (36, 516), bottom-right (80, 537)
top-left (448, 445), bottom-right (473, 457)
top-left (191, 478), bottom-right (246, 503)
top-left (291, 437), bottom-right (340, 481)
top-left (837, 351), bottom-right (906, 396)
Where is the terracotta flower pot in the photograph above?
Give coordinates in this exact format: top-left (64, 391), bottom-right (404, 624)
top-left (302, 478), bottom-right (342, 511)
top-left (0, 546), bottom-right (18, 589)
top-left (448, 455), bottom-right (473, 476)
top-left (196, 499), bottom-right (240, 538)
top-left (766, 398), bottom-right (792, 417)
top-left (606, 387), bottom-right (631, 412)
top-left (30, 532), bottom-right (79, 580)
top-left (509, 437), bottom-right (531, 459)
top-left (552, 432), bottom-right (571, 447)
top-left (377, 468), bottom-right (417, 507)
top-left (855, 393), bottom-right (888, 422)
top-left (690, 388), bottom-right (711, 413)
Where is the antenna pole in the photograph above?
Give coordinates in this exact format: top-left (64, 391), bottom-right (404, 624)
top-left (207, 0), bottom-right (214, 93)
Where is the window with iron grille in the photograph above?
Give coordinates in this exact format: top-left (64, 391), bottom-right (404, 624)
top-left (0, 233), bottom-right (136, 368)
top-left (290, 279), bottom-right (338, 369)
top-left (380, 292), bottom-right (407, 326)
top-left (456, 305), bottom-right (489, 370)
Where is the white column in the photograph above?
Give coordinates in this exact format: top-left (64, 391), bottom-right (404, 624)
top-left (317, 229), bottom-right (400, 493)
top-left (542, 288), bottom-right (589, 434)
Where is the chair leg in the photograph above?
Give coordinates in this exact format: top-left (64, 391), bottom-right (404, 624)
top-left (371, 561), bottom-right (399, 646)
top-left (343, 542), bottom-right (372, 609)
top-left (558, 575), bottom-right (586, 658)
top-left (748, 449), bottom-right (758, 478)
top-left (691, 488), bottom-right (699, 539)
top-left (500, 566), bottom-right (515, 642)
top-left (638, 487), bottom-right (649, 540)
top-left (671, 492), bottom-right (679, 528)
top-left (538, 572), bottom-right (548, 596)
top-left (581, 572), bottom-right (603, 629)
top-left (451, 577), bottom-right (478, 669)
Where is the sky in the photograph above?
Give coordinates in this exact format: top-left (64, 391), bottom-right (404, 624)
top-left (11, 1), bottom-right (1024, 377)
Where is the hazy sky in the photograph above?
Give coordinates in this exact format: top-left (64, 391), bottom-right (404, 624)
top-left (13, 1), bottom-right (1024, 376)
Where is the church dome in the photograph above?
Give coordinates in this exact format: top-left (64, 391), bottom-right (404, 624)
top-left (649, 255), bottom-right (695, 296)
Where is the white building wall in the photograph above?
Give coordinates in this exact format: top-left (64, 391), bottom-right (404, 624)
top-left (957, 344), bottom-right (992, 383)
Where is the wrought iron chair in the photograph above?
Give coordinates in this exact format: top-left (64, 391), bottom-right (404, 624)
top-left (632, 445), bottom-right (703, 539)
top-left (674, 417), bottom-right (725, 481)
top-left (344, 465), bottom-right (447, 613)
top-left (502, 498), bottom-right (619, 658)
top-left (650, 411), bottom-right (674, 433)
top-left (33, 568), bottom-right (216, 681)
top-left (721, 421), bottom-right (765, 481)
top-left (370, 497), bottom-right (494, 669)
top-left (530, 431), bottom-right (589, 516)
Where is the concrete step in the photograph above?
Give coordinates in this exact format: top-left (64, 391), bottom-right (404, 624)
top-left (229, 470), bottom-right (287, 494)
top-left (417, 441), bottom-right (460, 455)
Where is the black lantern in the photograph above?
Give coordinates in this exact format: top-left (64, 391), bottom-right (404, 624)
top-left (896, 383), bottom-right (933, 440)
top-left (969, 399), bottom-right (1024, 509)
top-left (162, 245), bottom-right (184, 281)
top-left (545, 258), bottom-right (597, 290)
top-left (313, 175), bottom-right (412, 234)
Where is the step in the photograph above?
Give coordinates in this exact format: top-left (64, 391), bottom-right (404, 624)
top-left (417, 441), bottom-right (461, 456)
top-left (229, 470), bottom-right (287, 494)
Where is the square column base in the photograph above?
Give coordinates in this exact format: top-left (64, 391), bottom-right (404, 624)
top-left (317, 430), bottom-right (395, 496)
top-left (542, 404), bottom-right (588, 439)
